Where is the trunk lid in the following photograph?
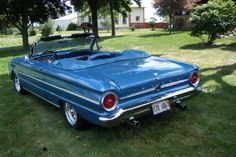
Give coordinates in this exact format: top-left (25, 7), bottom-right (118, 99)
top-left (87, 57), bottom-right (189, 97)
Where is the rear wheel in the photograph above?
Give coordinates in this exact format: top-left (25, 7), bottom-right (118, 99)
top-left (64, 102), bottom-right (86, 130)
top-left (13, 73), bottom-right (27, 94)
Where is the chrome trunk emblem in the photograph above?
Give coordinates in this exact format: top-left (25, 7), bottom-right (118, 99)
top-left (155, 84), bottom-right (161, 91)
top-left (154, 73), bottom-right (160, 80)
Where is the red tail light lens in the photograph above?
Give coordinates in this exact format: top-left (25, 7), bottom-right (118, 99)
top-left (102, 92), bottom-right (118, 111)
top-left (190, 72), bottom-right (199, 86)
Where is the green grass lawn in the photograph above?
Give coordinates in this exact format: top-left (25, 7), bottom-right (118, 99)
top-left (0, 29), bottom-right (236, 157)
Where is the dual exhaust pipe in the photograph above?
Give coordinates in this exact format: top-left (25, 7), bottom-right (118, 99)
top-left (175, 100), bottom-right (187, 110)
top-left (127, 101), bottom-right (186, 128)
top-left (128, 117), bottom-right (140, 128)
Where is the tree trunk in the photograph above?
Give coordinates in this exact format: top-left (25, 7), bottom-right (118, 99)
top-left (88, 1), bottom-right (99, 38)
top-left (169, 13), bottom-right (172, 35)
top-left (91, 9), bottom-right (99, 37)
top-left (109, 3), bottom-right (115, 36)
top-left (22, 8), bottom-right (30, 51)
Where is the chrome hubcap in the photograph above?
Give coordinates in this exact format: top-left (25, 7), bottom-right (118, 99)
top-left (65, 103), bottom-right (77, 125)
top-left (14, 77), bottom-right (21, 92)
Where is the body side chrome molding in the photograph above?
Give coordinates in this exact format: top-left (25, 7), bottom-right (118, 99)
top-left (120, 79), bottom-right (189, 100)
top-left (20, 76), bottom-right (98, 113)
top-left (24, 87), bottom-right (61, 108)
top-left (19, 72), bottom-right (100, 105)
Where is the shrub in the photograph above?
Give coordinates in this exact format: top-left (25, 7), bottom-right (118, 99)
top-left (190, 0), bottom-right (236, 46)
top-left (66, 23), bottom-right (78, 31)
top-left (149, 17), bottom-right (157, 31)
top-left (29, 27), bottom-right (36, 36)
top-left (130, 26), bottom-right (136, 31)
top-left (101, 20), bottom-right (111, 32)
top-left (40, 20), bottom-right (54, 37)
top-left (56, 25), bottom-right (62, 34)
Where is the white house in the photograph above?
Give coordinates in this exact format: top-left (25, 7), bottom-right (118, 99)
top-left (53, 12), bottom-right (78, 30)
top-left (53, 0), bottom-right (163, 30)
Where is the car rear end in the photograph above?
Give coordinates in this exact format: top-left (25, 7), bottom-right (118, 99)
top-left (86, 56), bottom-right (201, 127)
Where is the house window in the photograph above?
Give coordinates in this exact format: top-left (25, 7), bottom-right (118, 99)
top-left (122, 16), bottom-right (127, 24)
top-left (115, 17), bottom-right (119, 25)
top-left (135, 16), bottom-right (140, 22)
top-left (89, 16), bottom-right (92, 23)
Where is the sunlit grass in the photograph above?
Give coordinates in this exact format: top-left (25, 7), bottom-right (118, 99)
top-left (0, 29), bottom-right (235, 157)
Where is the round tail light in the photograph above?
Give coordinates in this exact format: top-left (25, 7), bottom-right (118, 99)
top-left (190, 72), bottom-right (199, 86)
top-left (102, 92), bottom-right (118, 111)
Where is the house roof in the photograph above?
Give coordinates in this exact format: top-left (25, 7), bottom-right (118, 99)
top-left (54, 12), bottom-right (77, 21)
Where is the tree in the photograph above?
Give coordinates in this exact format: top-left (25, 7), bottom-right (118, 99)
top-left (153, 0), bottom-right (198, 34)
top-left (101, 19), bottom-right (111, 32)
top-left (190, 0), bottom-right (236, 46)
top-left (71, 0), bottom-right (141, 37)
top-left (0, 0), bottom-right (69, 50)
top-left (71, 0), bottom-right (106, 37)
top-left (103, 0), bottom-right (141, 36)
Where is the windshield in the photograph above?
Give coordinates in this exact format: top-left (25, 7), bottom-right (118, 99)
top-left (33, 37), bottom-right (91, 56)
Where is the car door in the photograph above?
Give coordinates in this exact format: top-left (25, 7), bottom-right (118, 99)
top-left (16, 56), bottom-right (45, 98)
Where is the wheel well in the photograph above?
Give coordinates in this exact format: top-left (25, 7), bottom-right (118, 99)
top-left (59, 100), bottom-right (64, 109)
top-left (10, 71), bottom-right (15, 80)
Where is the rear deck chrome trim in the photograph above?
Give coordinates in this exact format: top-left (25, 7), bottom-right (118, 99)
top-left (120, 87), bottom-right (156, 100)
top-left (161, 79), bottom-right (189, 88)
top-left (120, 79), bottom-right (189, 100)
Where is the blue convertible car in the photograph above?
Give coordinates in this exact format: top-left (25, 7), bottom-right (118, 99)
top-left (9, 33), bottom-right (201, 129)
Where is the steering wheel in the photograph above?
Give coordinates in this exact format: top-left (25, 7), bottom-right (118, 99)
top-left (88, 53), bottom-right (112, 60)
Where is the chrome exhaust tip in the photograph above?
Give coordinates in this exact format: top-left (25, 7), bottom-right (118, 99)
top-left (128, 117), bottom-right (141, 128)
top-left (175, 101), bottom-right (187, 110)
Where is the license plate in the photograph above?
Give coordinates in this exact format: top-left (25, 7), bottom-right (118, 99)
top-left (152, 100), bottom-right (170, 115)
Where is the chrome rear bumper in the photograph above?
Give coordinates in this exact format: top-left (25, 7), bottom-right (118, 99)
top-left (98, 86), bottom-right (201, 127)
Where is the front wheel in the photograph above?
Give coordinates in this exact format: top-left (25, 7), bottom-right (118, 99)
top-left (64, 102), bottom-right (86, 130)
top-left (13, 73), bottom-right (27, 94)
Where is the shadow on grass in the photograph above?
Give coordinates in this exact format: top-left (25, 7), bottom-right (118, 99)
top-left (152, 54), bottom-right (165, 57)
top-left (0, 45), bottom-right (28, 58)
top-left (200, 63), bottom-right (236, 93)
top-left (139, 31), bottom-right (182, 38)
top-left (221, 42), bottom-right (236, 52)
top-left (180, 42), bottom-right (236, 51)
top-left (98, 35), bottom-right (128, 43)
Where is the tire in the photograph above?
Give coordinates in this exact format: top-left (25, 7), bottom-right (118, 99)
top-left (13, 73), bottom-right (27, 94)
top-left (63, 102), bottom-right (86, 130)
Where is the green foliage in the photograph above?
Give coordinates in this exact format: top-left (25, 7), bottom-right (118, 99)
top-left (190, 0), bottom-right (236, 46)
top-left (149, 17), bottom-right (157, 31)
top-left (66, 23), bottom-right (78, 31)
top-left (29, 27), bottom-right (36, 36)
top-left (56, 25), bottom-right (62, 33)
top-left (174, 18), bottom-right (185, 30)
top-left (130, 26), bottom-right (136, 31)
top-left (101, 20), bottom-right (111, 32)
top-left (0, 0), bottom-right (69, 50)
top-left (40, 20), bottom-right (54, 37)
